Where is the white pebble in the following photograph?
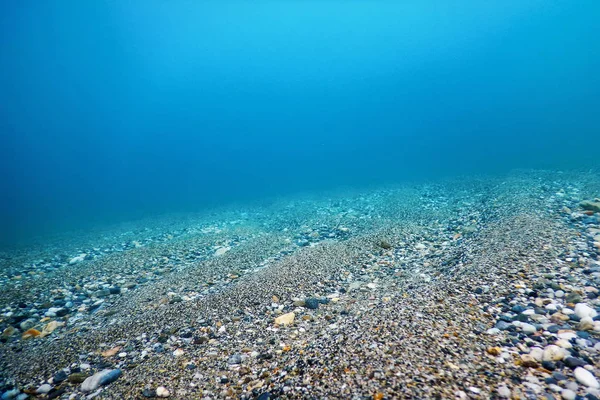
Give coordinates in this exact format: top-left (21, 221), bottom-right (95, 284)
top-left (542, 345), bottom-right (565, 361)
top-left (575, 303), bottom-right (598, 319)
top-left (36, 384), bottom-right (52, 394)
top-left (497, 385), bottom-right (511, 398)
top-left (561, 389), bottom-right (576, 400)
top-left (156, 386), bottom-right (170, 397)
top-left (575, 367), bottom-right (600, 388)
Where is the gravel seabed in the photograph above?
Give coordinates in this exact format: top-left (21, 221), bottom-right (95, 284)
top-left (1, 170), bottom-right (600, 399)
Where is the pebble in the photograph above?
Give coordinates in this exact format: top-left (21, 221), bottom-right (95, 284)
top-left (561, 389), bottom-right (577, 400)
top-left (80, 369), bottom-right (122, 392)
top-left (0, 389), bottom-right (20, 400)
top-left (156, 386), bottom-right (170, 397)
top-left (36, 384), bottom-right (52, 394)
top-left (521, 323), bottom-right (537, 334)
top-left (142, 388), bottom-right (157, 398)
top-left (497, 385), bottom-right (511, 398)
top-left (228, 354), bottom-right (242, 365)
top-left (543, 345), bottom-right (565, 361)
top-left (304, 298), bottom-right (320, 309)
top-left (575, 303), bottom-right (598, 319)
top-left (574, 367), bottom-right (600, 388)
top-left (275, 312), bottom-right (295, 325)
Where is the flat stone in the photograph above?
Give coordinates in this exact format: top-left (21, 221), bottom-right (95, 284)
top-left (274, 312), bottom-right (295, 325)
top-left (80, 369), bottom-right (122, 392)
top-left (574, 367), bottom-right (600, 388)
top-left (575, 303), bottom-right (597, 319)
top-left (543, 345), bottom-right (565, 361)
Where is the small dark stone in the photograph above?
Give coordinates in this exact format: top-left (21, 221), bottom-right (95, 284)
top-left (547, 325), bottom-right (561, 333)
top-left (47, 388), bottom-right (66, 400)
top-left (109, 287), bottom-right (121, 295)
top-left (495, 321), bottom-right (512, 331)
top-left (569, 314), bottom-right (581, 322)
top-left (564, 357), bottom-right (586, 369)
top-left (55, 308), bottom-right (69, 317)
top-left (552, 372), bottom-right (568, 381)
top-left (68, 373), bottom-right (89, 384)
top-left (499, 314), bottom-right (513, 322)
top-left (257, 393), bottom-right (271, 400)
top-left (142, 388), bottom-right (157, 398)
top-left (577, 331), bottom-right (591, 339)
top-left (220, 377), bottom-right (230, 384)
top-left (304, 298), bottom-right (320, 310)
top-left (511, 305), bottom-right (526, 313)
top-left (474, 287), bottom-right (483, 294)
top-left (542, 361), bottom-right (556, 371)
top-left (53, 370), bottom-right (68, 383)
top-left (515, 313), bottom-right (530, 322)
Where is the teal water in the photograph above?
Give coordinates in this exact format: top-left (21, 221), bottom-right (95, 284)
top-left (1, 1), bottom-right (599, 245)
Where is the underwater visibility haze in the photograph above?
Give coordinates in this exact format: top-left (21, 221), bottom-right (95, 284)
top-left (1, 1), bottom-right (599, 243)
top-left (2, 2), bottom-right (600, 399)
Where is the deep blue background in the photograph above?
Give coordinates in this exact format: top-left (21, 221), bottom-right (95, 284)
top-left (1, 1), bottom-right (599, 244)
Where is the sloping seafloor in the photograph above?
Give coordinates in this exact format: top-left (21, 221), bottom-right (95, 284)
top-left (1, 170), bottom-right (600, 400)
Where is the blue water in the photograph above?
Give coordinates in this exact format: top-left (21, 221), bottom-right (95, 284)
top-left (1, 1), bottom-right (599, 245)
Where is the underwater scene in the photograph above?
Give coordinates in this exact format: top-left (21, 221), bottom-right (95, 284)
top-left (1, 2), bottom-right (600, 399)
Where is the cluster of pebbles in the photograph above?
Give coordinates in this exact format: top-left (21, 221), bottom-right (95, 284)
top-left (0, 170), bottom-right (599, 399)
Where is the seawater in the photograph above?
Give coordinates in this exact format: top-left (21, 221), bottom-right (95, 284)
top-left (1, 1), bottom-right (599, 245)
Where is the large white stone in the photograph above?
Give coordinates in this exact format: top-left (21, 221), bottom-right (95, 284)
top-left (542, 345), bottom-right (565, 361)
top-left (574, 367), bottom-right (600, 388)
top-left (575, 303), bottom-right (598, 319)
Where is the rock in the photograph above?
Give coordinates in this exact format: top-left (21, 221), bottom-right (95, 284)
top-left (80, 369), bottom-right (122, 392)
top-left (156, 386), bottom-right (170, 397)
top-left (0, 389), bottom-right (20, 400)
top-left (304, 298), bottom-right (320, 309)
top-left (486, 347), bottom-right (502, 356)
top-left (36, 384), bottom-right (52, 394)
top-left (497, 385), bottom-right (511, 398)
top-left (228, 354), bottom-right (242, 365)
top-left (142, 388), bottom-right (157, 397)
top-left (529, 347), bottom-right (544, 361)
top-left (543, 345), bottom-right (565, 361)
top-left (557, 330), bottom-right (578, 340)
top-left (69, 254), bottom-right (87, 264)
top-left (521, 354), bottom-right (540, 368)
top-left (566, 293), bottom-right (583, 304)
top-left (574, 367), bottom-right (600, 388)
top-left (495, 321), bottom-right (512, 330)
top-left (22, 328), bottom-right (41, 339)
top-left (102, 346), bottom-right (121, 357)
top-left (54, 370), bottom-right (68, 383)
top-left (581, 200), bottom-right (600, 213)
top-left (19, 319), bottom-right (35, 331)
top-left (564, 357), bottom-right (587, 369)
top-left (172, 348), bottom-right (184, 357)
top-left (42, 321), bottom-right (64, 335)
top-left (521, 323), bottom-right (537, 334)
top-left (275, 312), bottom-right (295, 325)
top-left (575, 303), bottom-right (597, 319)
top-left (214, 247), bottom-right (230, 256)
top-left (579, 317), bottom-right (595, 331)
top-left (561, 389), bottom-right (577, 400)
top-left (68, 372), bottom-right (89, 383)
